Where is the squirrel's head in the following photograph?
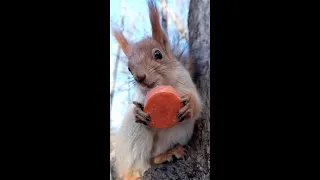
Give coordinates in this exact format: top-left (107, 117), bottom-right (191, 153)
top-left (112, 0), bottom-right (179, 93)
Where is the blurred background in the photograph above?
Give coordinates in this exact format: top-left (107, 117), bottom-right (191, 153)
top-left (110, 0), bottom-right (190, 151)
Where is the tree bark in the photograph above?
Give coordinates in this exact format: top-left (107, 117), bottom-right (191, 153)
top-left (143, 0), bottom-right (210, 179)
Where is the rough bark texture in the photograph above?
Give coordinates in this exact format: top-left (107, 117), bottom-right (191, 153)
top-left (143, 0), bottom-right (210, 179)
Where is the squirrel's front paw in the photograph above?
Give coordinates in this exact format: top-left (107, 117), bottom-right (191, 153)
top-left (177, 94), bottom-right (193, 122)
top-left (132, 101), bottom-right (151, 126)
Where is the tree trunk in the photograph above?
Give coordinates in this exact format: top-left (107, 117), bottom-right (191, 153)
top-left (143, 0), bottom-right (210, 179)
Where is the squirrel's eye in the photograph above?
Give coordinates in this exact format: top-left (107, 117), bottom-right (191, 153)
top-left (154, 50), bottom-right (162, 60)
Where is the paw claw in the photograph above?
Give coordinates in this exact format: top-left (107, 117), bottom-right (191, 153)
top-left (181, 96), bottom-right (190, 105)
top-left (132, 101), bottom-right (144, 110)
top-left (182, 99), bottom-right (186, 105)
top-left (146, 115), bottom-right (151, 122)
top-left (177, 112), bottom-right (181, 118)
top-left (177, 103), bottom-right (192, 121)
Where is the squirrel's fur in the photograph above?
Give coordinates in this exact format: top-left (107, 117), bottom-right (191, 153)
top-left (112, 1), bottom-right (202, 179)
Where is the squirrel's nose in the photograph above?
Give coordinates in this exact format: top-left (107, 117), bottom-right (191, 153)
top-left (135, 74), bottom-right (146, 83)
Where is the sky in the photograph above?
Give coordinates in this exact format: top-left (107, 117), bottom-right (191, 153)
top-left (110, 0), bottom-right (189, 133)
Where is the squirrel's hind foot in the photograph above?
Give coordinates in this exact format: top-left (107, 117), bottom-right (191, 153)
top-left (153, 143), bottom-right (187, 164)
top-left (121, 171), bottom-right (141, 180)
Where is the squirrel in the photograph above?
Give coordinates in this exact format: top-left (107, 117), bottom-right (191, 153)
top-left (111, 1), bottom-right (202, 179)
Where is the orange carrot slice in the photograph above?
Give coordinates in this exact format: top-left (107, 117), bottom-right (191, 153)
top-left (144, 85), bottom-right (183, 128)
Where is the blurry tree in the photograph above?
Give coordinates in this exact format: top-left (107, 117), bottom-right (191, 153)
top-left (167, 7), bottom-right (188, 41)
top-left (110, 0), bottom-right (126, 112)
top-left (160, 0), bottom-right (168, 35)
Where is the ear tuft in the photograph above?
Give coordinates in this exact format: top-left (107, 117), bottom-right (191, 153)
top-left (112, 28), bottom-right (130, 56)
top-left (148, 0), bottom-right (169, 50)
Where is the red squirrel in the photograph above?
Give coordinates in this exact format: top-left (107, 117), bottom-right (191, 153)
top-left (112, 1), bottom-right (202, 179)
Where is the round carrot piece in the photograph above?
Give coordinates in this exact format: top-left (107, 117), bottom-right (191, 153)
top-left (144, 85), bottom-right (183, 128)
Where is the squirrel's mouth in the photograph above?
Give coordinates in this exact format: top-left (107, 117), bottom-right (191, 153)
top-left (141, 81), bottom-right (157, 89)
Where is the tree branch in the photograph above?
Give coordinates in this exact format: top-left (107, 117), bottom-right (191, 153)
top-left (160, 0), bottom-right (168, 36)
top-left (167, 7), bottom-right (189, 41)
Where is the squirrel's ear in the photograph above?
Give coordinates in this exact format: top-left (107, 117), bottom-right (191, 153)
top-left (112, 28), bottom-right (130, 56)
top-left (148, 0), bottom-right (170, 51)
